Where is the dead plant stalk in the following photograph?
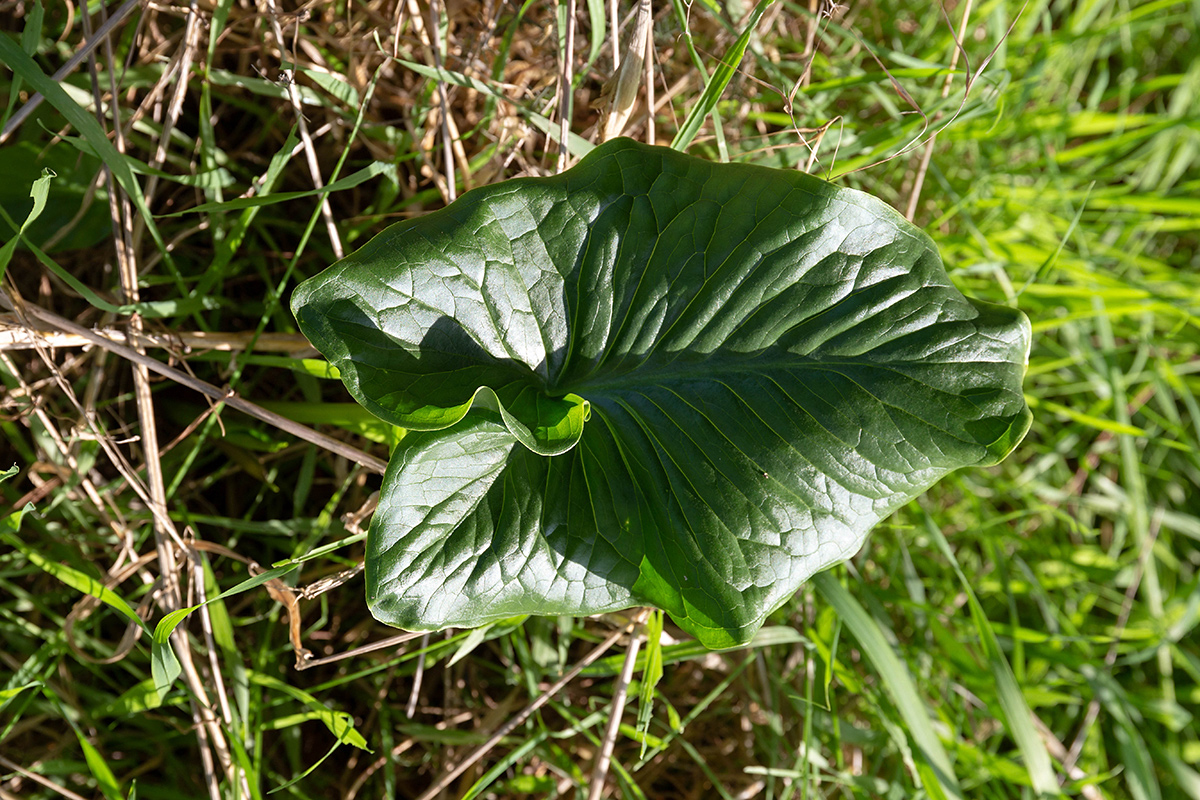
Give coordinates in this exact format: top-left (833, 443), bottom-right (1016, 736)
top-left (904, 0), bottom-right (975, 220)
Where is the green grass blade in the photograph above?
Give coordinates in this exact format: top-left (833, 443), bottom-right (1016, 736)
top-left (1160, 748), bottom-right (1200, 800)
top-left (2, 532), bottom-right (144, 630)
top-left (164, 160), bottom-right (393, 217)
top-left (149, 635), bottom-right (183, 706)
top-left (635, 609), bottom-right (665, 757)
top-left (0, 35), bottom-right (179, 288)
top-left (152, 563), bottom-right (297, 646)
top-left (0, 0), bottom-right (42, 129)
top-left (65, 712), bottom-right (124, 800)
top-left (813, 570), bottom-right (964, 800)
top-left (670, 0), bottom-right (774, 152)
top-left (459, 730), bottom-right (551, 800)
top-left (922, 511), bottom-right (1061, 796)
top-left (585, 0), bottom-right (606, 64)
top-left (192, 126), bottom-right (299, 299)
top-left (0, 681), bottom-right (41, 703)
top-left (247, 670), bottom-right (372, 750)
top-left (0, 205), bottom-right (134, 312)
top-left (668, 0), bottom-right (727, 158)
top-left (149, 563), bottom-right (296, 703)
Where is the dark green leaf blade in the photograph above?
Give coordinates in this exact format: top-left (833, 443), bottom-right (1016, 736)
top-left (294, 138), bottom-right (1031, 647)
top-left (366, 414), bottom-right (639, 627)
top-left (291, 181), bottom-right (590, 455)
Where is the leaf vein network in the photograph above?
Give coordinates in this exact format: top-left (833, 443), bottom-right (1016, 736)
top-left (608, 393), bottom-right (742, 605)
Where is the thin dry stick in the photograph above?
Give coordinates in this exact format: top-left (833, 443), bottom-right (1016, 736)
top-left (0, 755), bottom-right (92, 800)
top-left (414, 617), bottom-right (643, 800)
top-left (403, 0), bottom-right (473, 199)
top-left (427, 0), bottom-right (459, 201)
top-left (656, 62), bottom-right (684, 124)
top-left (643, 25), bottom-right (655, 145)
top-left (558, 0), bottom-right (577, 171)
top-left (0, 350), bottom-right (131, 550)
top-left (406, 632), bottom-right (431, 717)
top-left (185, 669), bottom-right (223, 800)
top-left (295, 631), bottom-right (428, 670)
top-left (139, 0), bottom-right (203, 227)
top-left (93, 5), bottom-right (236, 789)
top-left (88, 0), bottom-right (187, 594)
top-left (786, 0), bottom-right (839, 162)
top-left (22, 333), bottom-right (190, 546)
top-left (609, 0), bottom-right (620, 71)
top-left (799, 0), bottom-right (820, 88)
top-left (193, 554), bottom-right (236, 727)
top-left (391, 0), bottom-right (409, 59)
top-left (420, 0), bottom-right (460, 200)
top-left (264, 0), bottom-right (344, 258)
top-left (1032, 716), bottom-right (1104, 800)
top-left (176, 624), bottom-right (241, 774)
top-left (904, 0), bottom-right (975, 221)
top-left (9, 301), bottom-right (387, 474)
top-left (2, 350), bottom-right (146, 621)
top-left (802, 119), bottom-right (837, 173)
top-left (587, 610), bottom-right (649, 800)
top-left (85, 10), bottom-right (203, 747)
top-left (840, 2), bottom-right (1027, 181)
top-left (0, 323), bottom-right (312, 353)
top-left (20, 313), bottom-right (237, 800)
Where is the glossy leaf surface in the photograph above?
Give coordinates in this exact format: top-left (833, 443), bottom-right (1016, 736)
top-left (292, 138), bottom-right (1031, 647)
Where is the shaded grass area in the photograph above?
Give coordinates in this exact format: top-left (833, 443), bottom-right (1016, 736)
top-left (1, 0), bottom-right (1197, 797)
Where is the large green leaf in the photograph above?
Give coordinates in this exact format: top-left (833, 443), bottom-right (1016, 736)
top-left (292, 138), bottom-right (1031, 648)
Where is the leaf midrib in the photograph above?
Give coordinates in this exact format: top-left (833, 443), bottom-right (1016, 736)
top-left (567, 353), bottom-right (904, 395)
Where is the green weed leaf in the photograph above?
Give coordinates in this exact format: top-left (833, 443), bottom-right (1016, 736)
top-left (293, 138), bottom-right (1031, 648)
top-left (0, 167), bottom-right (55, 279)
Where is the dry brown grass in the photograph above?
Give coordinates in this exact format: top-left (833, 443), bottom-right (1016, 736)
top-left (0, 1), bottom-right (778, 796)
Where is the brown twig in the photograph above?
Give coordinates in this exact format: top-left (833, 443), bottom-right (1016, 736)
top-left (0, 755), bottom-right (92, 800)
top-left (138, 0), bottom-right (204, 235)
top-left (295, 630), bottom-right (428, 670)
top-left (88, 5), bottom-right (237, 792)
top-left (0, 320), bottom-right (313, 354)
top-left (429, 0), bottom-right (460, 201)
top-left (905, 0), bottom-right (976, 220)
top-left (405, 632), bottom-right (431, 716)
top-left (414, 616), bottom-right (644, 800)
top-left (405, 0), bottom-right (473, 200)
top-left (558, 0), bottom-right (578, 170)
top-left (264, 0), bottom-right (344, 258)
top-left (587, 609), bottom-right (649, 800)
top-left (7, 300), bottom-right (387, 474)
top-left (0, 350), bottom-right (134, 559)
top-left (643, 23), bottom-right (656, 145)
